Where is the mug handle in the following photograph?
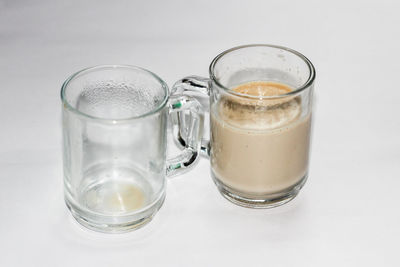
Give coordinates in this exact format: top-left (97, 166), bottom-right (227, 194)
top-left (167, 94), bottom-right (204, 177)
top-left (171, 76), bottom-right (211, 157)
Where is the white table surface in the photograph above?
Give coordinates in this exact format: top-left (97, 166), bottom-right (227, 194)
top-left (1, 0), bottom-right (399, 266)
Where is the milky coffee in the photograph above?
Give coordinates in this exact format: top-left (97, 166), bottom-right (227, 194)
top-left (210, 81), bottom-right (311, 196)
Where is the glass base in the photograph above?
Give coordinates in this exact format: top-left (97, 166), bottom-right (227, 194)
top-left (65, 191), bottom-right (165, 233)
top-left (212, 172), bottom-right (307, 209)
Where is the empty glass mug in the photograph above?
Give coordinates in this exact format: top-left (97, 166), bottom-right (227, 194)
top-left (173, 44), bottom-right (315, 208)
top-left (61, 65), bottom-right (203, 232)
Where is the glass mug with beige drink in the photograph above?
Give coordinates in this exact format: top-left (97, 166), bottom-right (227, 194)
top-left (173, 44), bottom-right (315, 208)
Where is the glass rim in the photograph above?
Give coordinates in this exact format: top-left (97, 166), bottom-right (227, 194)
top-left (60, 64), bottom-right (170, 122)
top-left (208, 44), bottom-right (316, 99)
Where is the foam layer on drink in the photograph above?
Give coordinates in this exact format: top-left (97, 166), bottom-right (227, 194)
top-left (218, 81), bottom-right (301, 130)
top-left (232, 81), bottom-right (292, 96)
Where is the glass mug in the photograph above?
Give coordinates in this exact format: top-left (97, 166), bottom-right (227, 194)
top-left (173, 44), bottom-right (315, 208)
top-left (61, 65), bottom-right (203, 232)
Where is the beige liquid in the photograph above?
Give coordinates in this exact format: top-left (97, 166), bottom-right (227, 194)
top-left (210, 81), bottom-right (311, 195)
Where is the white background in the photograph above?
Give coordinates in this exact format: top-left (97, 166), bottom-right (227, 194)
top-left (1, 0), bottom-right (399, 266)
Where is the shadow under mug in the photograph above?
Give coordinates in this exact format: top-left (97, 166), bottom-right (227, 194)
top-left (172, 44), bottom-right (315, 208)
top-left (61, 65), bottom-right (203, 233)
